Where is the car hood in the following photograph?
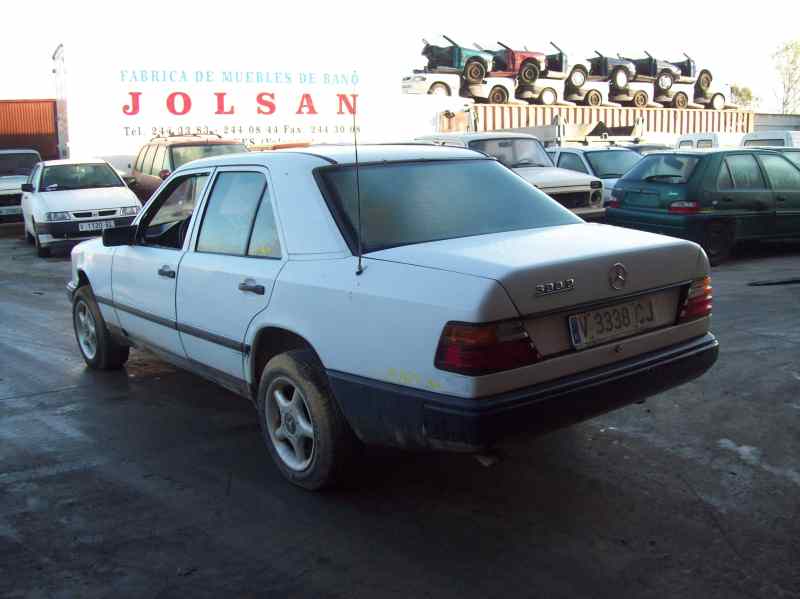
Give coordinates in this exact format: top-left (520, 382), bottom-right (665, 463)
top-left (0, 175), bottom-right (28, 192)
top-left (37, 186), bottom-right (140, 212)
top-left (513, 166), bottom-right (598, 190)
top-left (368, 223), bottom-right (704, 316)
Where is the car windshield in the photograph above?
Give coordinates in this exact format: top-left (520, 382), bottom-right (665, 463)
top-left (171, 144), bottom-right (247, 168)
top-left (622, 153), bottom-right (700, 184)
top-left (584, 150), bottom-right (642, 179)
top-left (318, 159), bottom-right (581, 253)
top-left (467, 138), bottom-right (553, 168)
top-left (40, 163), bottom-right (123, 191)
top-left (0, 153), bottom-right (39, 177)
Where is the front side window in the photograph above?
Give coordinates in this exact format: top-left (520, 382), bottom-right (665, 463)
top-left (678, 141), bottom-right (694, 149)
top-left (467, 138), bottom-right (553, 168)
top-left (760, 154), bottom-right (800, 189)
top-left (726, 154), bottom-right (766, 190)
top-left (622, 154), bottom-right (700, 184)
top-left (743, 139), bottom-right (783, 147)
top-left (151, 145), bottom-right (166, 176)
top-left (557, 153), bottom-right (589, 174)
top-left (697, 140), bottom-right (713, 149)
top-left (717, 161), bottom-right (734, 190)
top-left (196, 172), bottom-right (266, 256)
top-left (142, 145), bottom-right (157, 176)
top-left (142, 173), bottom-right (209, 248)
top-left (584, 150), bottom-right (641, 179)
top-left (318, 159), bottom-right (581, 253)
top-left (0, 152), bottom-right (39, 177)
top-left (170, 143), bottom-right (247, 169)
top-left (40, 163), bottom-right (123, 191)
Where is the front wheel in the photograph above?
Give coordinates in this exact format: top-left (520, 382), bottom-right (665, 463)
top-left (464, 60), bottom-right (486, 84)
top-left (703, 221), bottom-right (734, 266)
top-left (488, 85), bottom-right (509, 104)
top-left (519, 61), bottom-right (540, 85)
top-left (258, 350), bottom-right (359, 490)
top-left (539, 88), bottom-right (558, 106)
top-left (672, 92), bottom-right (689, 109)
top-left (657, 71), bottom-right (675, 91)
top-left (73, 286), bottom-right (130, 369)
top-left (584, 89), bottom-right (602, 106)
top-left (697, 70), bottom-right (713, 92)
top-left (428, 82), bottom-right (451, 96)
top-left (710, 93), bottom-right (725, 111)
top-left (611, 67), bottom-right (629, 89)
top-left (632, 90), bottom-right (649, 108)
top-left (569, 67), bottom-right (587, 89)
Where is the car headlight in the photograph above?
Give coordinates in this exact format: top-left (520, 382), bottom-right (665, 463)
top-left (413, 75), bottom-right (427, 82)
top-left (120, 206), bottom-right (139, 216)
top-left (46, 211), bottom-right (71, 222)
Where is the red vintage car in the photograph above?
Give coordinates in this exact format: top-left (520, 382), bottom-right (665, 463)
top-left (489, 42), bottom-right (547, 85)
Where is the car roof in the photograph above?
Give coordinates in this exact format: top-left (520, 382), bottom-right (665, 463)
top-left (0, 148), bottom-right (40, 155)
top-left (416, 131), bottom-right (540, 143)
top-left (643, 148), bottom-right (777, 157)
top-left (556, 146), bottom-right (637, 153)
top-left (148, 134), bottom-right (242, 145)
top-left (40, 159), bottom-right (110, 167)
top-left (183, 144), bottom-right (483, 169)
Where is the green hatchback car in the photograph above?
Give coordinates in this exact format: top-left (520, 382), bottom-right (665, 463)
top-left (606, 149), bottom-right (800, 264)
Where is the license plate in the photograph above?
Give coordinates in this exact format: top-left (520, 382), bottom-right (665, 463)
top-left (0, 206), bottom-right (21, 215)
top-left (78, 220), bottom-right (115, 232)
top-left (568, 297), bottom-right (659, 350)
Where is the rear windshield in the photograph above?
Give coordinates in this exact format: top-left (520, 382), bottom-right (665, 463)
top-left (0, 153), bottom-right (39, 177)
top-left (171, 143), bottom-right (247, 168)
top-left (584, 150), bottom-right (641, 179)
top-left (318, 159), bottom-right (581, 253)
top-left (782, 151), bottom-right (800, 168)
top-left (743, 139), bottom-right (783, 147)
top-left (41, 163), bottom-right (123, 191)
top-left (467, 138), bottom-right (553, 168)
top-left (621, 153), bottom-right (700, 184)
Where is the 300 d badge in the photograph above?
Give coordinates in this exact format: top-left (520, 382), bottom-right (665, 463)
top-left (535, 278), bottom-right (575, 297)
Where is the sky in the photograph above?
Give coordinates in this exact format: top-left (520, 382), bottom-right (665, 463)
top-left (1, 0), bottom-right (798, 113)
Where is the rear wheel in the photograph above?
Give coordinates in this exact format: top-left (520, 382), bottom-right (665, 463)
top-left (672, 92), bottom-right (689, 109)
top-left (539, 88), bottom-right (557, 106)
top-left (703, 221), bottom-right (734, 266)
top-left (710, 93), bottom-right (725, 110)
top-left (611, 67), bottom-right (629, 89)
top-left (257, 350), bottom-right (359, 490)
top-left (519, 61), bottom-right (540, 85)
top-left (428, 82), bottom-right (451, 96)
top-left (464, 60), bottom-right (486, 84)
top-left (72, 286), bottom-right (130, 369)
top-left (632, 90), bottom-right (649, 107)
top-left (657, 71), bottom-right (675, 91)
top-left (569, 67), bottom-right (587, 88)
top-left (584, 89), bottom-right (602, 106)
top-left (697, 70), bottom-right (713, 92)
top-left (488, 85), bottom-right (509, 104)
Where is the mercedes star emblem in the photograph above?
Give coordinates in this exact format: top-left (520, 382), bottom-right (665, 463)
top-left (609, 263), bottom-right (628, 290)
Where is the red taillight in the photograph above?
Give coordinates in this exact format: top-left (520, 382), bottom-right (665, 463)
top-left (435, 321), bottom-right (541, 376)
top-left (668, 200), bottom-right (700, 214)
top-left (607, 199), bottom-right (620, 209)
top-left (679, 276), bottom-right (712, 322)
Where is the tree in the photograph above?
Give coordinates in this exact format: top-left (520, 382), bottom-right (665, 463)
top-left (730, 85), bottom-right (758, 110)
top-left (773, 40), bottom-right (800, 114)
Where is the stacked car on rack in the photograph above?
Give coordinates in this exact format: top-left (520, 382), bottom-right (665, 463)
top-left (403, 36), bottom-right (729, 110)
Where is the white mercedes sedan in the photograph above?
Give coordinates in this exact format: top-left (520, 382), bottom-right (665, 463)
top-left (67, 145), bottom-right (718, 490)
top-left (21, 159), bottom-right (141, 257)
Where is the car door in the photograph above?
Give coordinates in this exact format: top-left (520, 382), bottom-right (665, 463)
top-left (111, 169), bottom-right (211, 358)
top-left (21, 164), bottom-right (42, 230)
top-left (714, 153), bottom-right (774, 239)
top-left (758, 153), bottom-right (800, 236)
top-left (176, 167), bottom-right (284, 384)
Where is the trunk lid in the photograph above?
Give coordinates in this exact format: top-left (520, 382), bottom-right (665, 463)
top-left (368, 223), bottom-right (701, 316)
top-left (615, 180), bottom-right (688, 210)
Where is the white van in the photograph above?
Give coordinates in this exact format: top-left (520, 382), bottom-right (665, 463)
top-left (675, 132), bottom-right (743, 149)
top-left (740, 130), bottom-right (800, 148)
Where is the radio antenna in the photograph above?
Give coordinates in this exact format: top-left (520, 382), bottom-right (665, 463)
top-left (353, 102), bottom-right (365, 275)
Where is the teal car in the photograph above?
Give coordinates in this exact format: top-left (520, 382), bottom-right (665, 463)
top-left (422, 36), bottom-right (495, 84)
top-left (606, 149), bottom-right (800, 265)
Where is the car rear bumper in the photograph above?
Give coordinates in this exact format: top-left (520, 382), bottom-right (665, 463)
top-left (605, 209), bottom-right (707, 242)
top-left (36, 216), bottom-right (135, 245)
top-left (328, 333), bottom-right (718, 451)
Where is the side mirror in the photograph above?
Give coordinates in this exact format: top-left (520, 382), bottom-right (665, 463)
top-left (102, 225), bottom-right (136, 247)
top-left (21, 183), bottom-right (34, 192)
top-left (158, 169), bottom-right (171, 180)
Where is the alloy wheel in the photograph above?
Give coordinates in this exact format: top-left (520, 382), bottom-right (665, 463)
top-left (266, 376), bottom-right (316, 472)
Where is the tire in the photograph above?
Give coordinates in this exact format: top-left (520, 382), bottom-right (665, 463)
top-left (632, 90), bottom-right (649, 108)
top-left (464, 60), bottom-right (486, 84)
top-left (428, 82), bottom-right (451, 96)
top-left (702, 221), bottom-right (734, 266)
top-left (519, 61), bottom-right (540, 85)
top-left (672, 92), bottom-right (689, 109)
top-left (539, 88), bottom-right (557, 106)
top-left (611, 67), bottom-right (629, 89)
top-left (72, 286), bottom-right (130, 369)
top-left (710, 93), bottom-right (725, 111)
top-left (697, 70), bottom-right (713, 92)
top-left (584, 89), bottom-right (602, 106)
top-left (569, 67), bottom-right (587, 89)
top-left (657, 71), bottom-right (675, 91)
top-left (25, 227), bottom-right (34, 245)
top-left (32, 219), bottom-right (50, 258)
top-left (488, 86), bottom-right (509, 104)
top-left (257, 350), bottom-right (358, 491)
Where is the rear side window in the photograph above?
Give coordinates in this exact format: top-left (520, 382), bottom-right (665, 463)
top-left (697, 140), bottom-right (713, 149)
top-left (743, 139), bottom-right (783, 147)
top-left (196, 172), bottom-right (266, 256)
top-left (726, 154), bottom-right (766, 189)
top-left (717, 161), bottom-right (734, 190)
top-left (134, 147), bottom-right (147, 172)
top-left (760, 155), bottom-right (800, 189)
top-left (151, 145), bottom-right (166, 175)
top-left (141, 145), bottom-right (156, 176)
top-left (557, 153), bottom-right (589, 174)
top-left (678, 140), bottom-right (694, 149)
top-left (622, 154), bottom-right (700, 184)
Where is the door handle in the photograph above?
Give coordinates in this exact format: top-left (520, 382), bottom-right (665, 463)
top-left (238, 279), bottom-right (265, 295)
top-left (157, 265), bottom-right (176, 279)
top-left (721, 197), bottom-right (733, 202)
top-left (776, 196), bottom-right (787, 203)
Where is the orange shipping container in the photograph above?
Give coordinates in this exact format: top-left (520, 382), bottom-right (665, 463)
top-left (0, 99), bottom-right (59, 160)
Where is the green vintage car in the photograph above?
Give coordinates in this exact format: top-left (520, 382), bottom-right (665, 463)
top-left (606, 149), bottom-right (800, 265)
top-left (422, 36), bottom-right (495, 84)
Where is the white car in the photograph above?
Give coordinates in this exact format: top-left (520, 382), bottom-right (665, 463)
top-left (21, 159), bottom-right (141, 257)
top-left (0, 148), bottom-right (41, 221)
top-left (417, 132), bottom-right (605, 219)
top-left (67, 145), bottom-right (718, 490)
top-left (547, 146), bottom-right (642, 205)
